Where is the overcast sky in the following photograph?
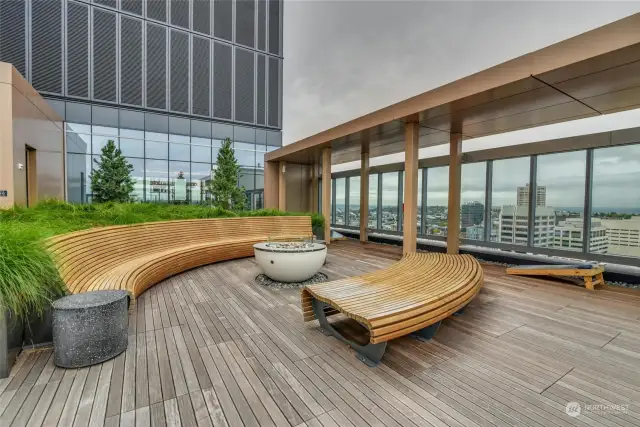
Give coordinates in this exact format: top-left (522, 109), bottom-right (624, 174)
top-left (285, 1), bottom-right (640, 209)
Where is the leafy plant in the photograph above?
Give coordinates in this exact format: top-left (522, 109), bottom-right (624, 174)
top-left (90, 140), bottom-right (135, 203)
top-left (207, 138), bottom-right (247, 210)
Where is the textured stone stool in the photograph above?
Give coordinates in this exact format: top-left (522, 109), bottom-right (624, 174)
top-left (52, 290), bottom-right (130, 368)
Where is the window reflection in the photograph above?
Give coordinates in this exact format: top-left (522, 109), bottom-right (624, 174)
top-left (212, 139), bottom-right (223, 162)
top-left (145, 159), bottom-right (168, 202)
top-left (235, 142), bottom-right (255, 167)
top-left (425, 167), bottom-right (448, 236)
top-left (461, 162), bottom-right (486, 241)
top-left (491, 157), bottom-right (530, 245)
top-left (170, 161), bottom-right (190, 203)
top-left (369, 174), bottom-right (378, 228)
top-left (348, 176), bottom-right (360, 227)
top-left (169, 142), bottom-right (190, 161)
top-left (190, 163), bottom-right (211, 204)
top-left (191, 137), bottom-right (211, 163)
top-left (335, 178), bottom-right (346, 225)
top-left (92, 126), bottom-right (118, 155)
top-left (66, 153), bottom-right (92, 203)
top-left (119, 129), bottom-right (144, 158)
top-left (592, 145), bottom-right (640, 257)
top-left (381, 172), bottom-right (398, 231)
top-left (127, 158), bottom-right (145, 202)
top-left (66, 132), bottom-right (91, 154)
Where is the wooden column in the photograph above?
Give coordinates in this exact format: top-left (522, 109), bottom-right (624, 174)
top-left (264, 161), bottom-right (279, 209)
top-left (447, 133), bottom-right (463, 254)
top-left (359, 142), bottom-right (370, 242)
top-left (311, 163), bottom-right (319, 213)
top-left (322, 147), bottom-right (331, 244)
top-left (278, 161), bottom-right (286, 211)
top-left (403, 121), bottom-right (420, 254)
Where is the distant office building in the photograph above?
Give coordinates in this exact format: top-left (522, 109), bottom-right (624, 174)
top-left (498, 205), bottom-right (555, 246)
top-left (517, 184), bottom-right (547, 207)
top-left (601, 217), bottom-right (640, 257)
top-left (465, 225), bottom-right (484, 240)
top-left (461, 201), bottom-right (484, 228)
top-left (554, 218), bottom-right (608, 253)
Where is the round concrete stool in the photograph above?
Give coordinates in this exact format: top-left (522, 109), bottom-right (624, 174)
top-left (52, 290), bottom-right (130, 368)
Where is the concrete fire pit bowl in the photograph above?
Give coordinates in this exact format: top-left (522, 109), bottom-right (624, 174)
top-left (254, 241), bottom-right (327, 283)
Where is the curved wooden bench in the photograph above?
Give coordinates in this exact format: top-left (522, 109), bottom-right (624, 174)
top-left (301, 252), bottom-right (483, 366)
top-left (46, 216), bottom-right (312, 298)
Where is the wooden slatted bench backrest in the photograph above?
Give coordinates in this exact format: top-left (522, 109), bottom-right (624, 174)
top-left (46, 216), bottom-right (312, 295)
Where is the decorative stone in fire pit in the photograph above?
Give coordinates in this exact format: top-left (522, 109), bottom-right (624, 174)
top-left (254, 241), bottom-right (327, 283)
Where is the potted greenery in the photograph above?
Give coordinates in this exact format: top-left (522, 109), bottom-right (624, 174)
top-left (0, 223), bottom-right (65, 378)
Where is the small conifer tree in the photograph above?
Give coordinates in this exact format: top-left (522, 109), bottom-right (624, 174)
top-left (207, 137), bottom-right (247, 210)
top-left (90, 140), bottom-right (135, 203)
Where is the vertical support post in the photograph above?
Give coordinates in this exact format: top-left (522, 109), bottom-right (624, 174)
top-left (311, 163), bottom-right (319, 213)
top-left (278, 161), bottom-right (286, 211)
top-left (527, 156), bottom-right (537, 248)
top-left (403, 121), bottom-right (419, 254)
top-left (360, 143), bottom-right (370, 242)
top-left (447, 133), bottom-right (462, 254)
top-left (264, 161), bottom-right (279, 209)
top-left (583, 149), bottom-right (593, 253)
top-left (484, 160), bottom-right (493, 242)
top-left (322, 147), bottom-right (332, 244)
top-left (377, 173), bottom-right (383, 231)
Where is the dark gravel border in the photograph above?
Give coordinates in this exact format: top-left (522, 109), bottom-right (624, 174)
top-left (255, 273), bottom-right (329, 289)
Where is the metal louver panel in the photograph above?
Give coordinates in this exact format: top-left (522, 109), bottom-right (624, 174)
top-left (170, 0), bottom-right (189, 29)
top-left (66, 1), bottom-right (89, 98)
top-left (213, 0), bottom-right (232, 41)
top-left (31, 0), bottom-right (62, 94)
top-left (235, 0), bottom-right (254, 48)
top-left (0, 0), bottom-right (26, 76)
top-left (170, 30), bottom-right (189, 113)
top-left (121, 0), bottom-right (142, 15)
top-left (192, 0), bottom-right (210, 35)
top-left (120, 16), bottom-right (143, 106)
top-left (257, 0), bottom-right (266, 51)
top-left (146, 23), bottom-right (166, 109)
top-left (147, 0), bottom-right (166, 22)
top-left (192, 36), bottom-right (210, 116)
top-left (235, 48), bottom-right (254, 123)
top-left (267, 56), bottom-right (279, 127)
top-left (213, 42), bottom-right (231, 119)
top-left (93, 9), bottom-right (117, 102)
top-left (256, 54), bottom-right (265, 125)
top-left (268, 0), bottom-right (279, 54)
top-left (94, 0), bottom-right (117, 8)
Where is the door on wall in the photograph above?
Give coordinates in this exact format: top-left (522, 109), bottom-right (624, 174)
top-left (25, 147), bottom-right (37, 207)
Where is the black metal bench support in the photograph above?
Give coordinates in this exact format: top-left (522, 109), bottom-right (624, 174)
top-left (311, 298), bottom-right (387, 367)
top-left (410, 321), bottom-right (442, 342)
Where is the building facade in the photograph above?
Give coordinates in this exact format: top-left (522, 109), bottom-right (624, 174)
top-left (553, 218), bottom-right (608, 253)
top-left (601, 217), bottom-right (640, 257)
top-left (461, 201), bottom-right (484, 228)
top-left (516, 184), bottom-right (546, 207)
top-left (0, 0), bottom-right (283, 207)
top-left (497, 205), bottom-right (555, 246)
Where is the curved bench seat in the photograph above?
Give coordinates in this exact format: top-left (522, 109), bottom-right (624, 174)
top-left (301, 252), bottom-right (483, 366)
top-left (46, 216), bottom-right (312, 298)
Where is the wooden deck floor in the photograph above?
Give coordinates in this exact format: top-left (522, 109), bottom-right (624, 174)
top-left (1, 240), bottom-right (640, 427)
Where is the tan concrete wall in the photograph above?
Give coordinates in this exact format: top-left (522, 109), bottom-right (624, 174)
top-left (285, 163), bottom-right (312, 212)
top-left (0, 63), bottom-right (64, 208)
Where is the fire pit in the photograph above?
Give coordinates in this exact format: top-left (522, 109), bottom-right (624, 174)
top-left (253, 241), bottom-right (327, 283)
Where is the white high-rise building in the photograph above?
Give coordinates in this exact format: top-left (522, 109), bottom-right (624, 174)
top-left (553, 218), bottom-right (608, 253)
top-left (498, 205), bottom-right (555, 246)
top-left (601, 217), bottom-right (640, 257)
top-left (517, 184), bottom-right (547, 207)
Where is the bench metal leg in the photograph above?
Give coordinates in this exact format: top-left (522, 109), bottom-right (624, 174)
top-left (311, 298), bottom-right (387, 367)
top-left (410, 321), bottom-right (441, 342)
top-left (454, 305), bottom-right (467, 316)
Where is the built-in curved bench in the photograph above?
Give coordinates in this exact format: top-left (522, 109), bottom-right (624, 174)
top-left (301, 252), bottom-right (483, 366)
top-left (46, 216), bottom-right (312, 298)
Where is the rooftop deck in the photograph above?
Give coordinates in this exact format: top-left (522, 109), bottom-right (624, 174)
top-left (1, 240), bottom-right (639, 427)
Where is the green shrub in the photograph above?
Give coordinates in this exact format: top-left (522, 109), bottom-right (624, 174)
top-left (0, 200), bottom-right (324, 318)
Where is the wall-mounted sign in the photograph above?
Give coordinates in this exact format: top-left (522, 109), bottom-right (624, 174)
top-left (0, 190), bottom-right (7, 197)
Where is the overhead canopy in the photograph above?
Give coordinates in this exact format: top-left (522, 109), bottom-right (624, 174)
top-left (267, 13), bottom-right (640, 165)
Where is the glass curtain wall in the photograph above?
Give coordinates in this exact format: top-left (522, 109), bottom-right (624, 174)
top-left (334, 178), bottom-right (346, 225)
top-left (460, 162), bottom-right (486, 241)
top-left (369, 174), bottom-right (378, 228)
top-left (348, 176), bottom-right (360, 227)
top-left (66, 123), bottom-right (266, 205)
top-left (381, 172), bottom-right (399, 231)
top-left (425, 167), bottom-right (448, 236)
top-left (491, 157), bottom-right (530, 245)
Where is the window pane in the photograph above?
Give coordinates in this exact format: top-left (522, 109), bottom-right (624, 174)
top-left (91, 126), bottom-right (118, 155)
top-left (592, 145), bottom-right (640, 257)
top-left (191, 137), bottom-right (211, 163)
top-left (239, 169), bottom-right (255, 190)
top-left (190, 163), bottom-right (211, 204)
top-left (330, 179), bottom-right (334, 223)
top-left (461, 162), bottom-right (486, 241)
top-left (425, 167), bottom-right (448, 236)
top-left (536, 151), bottom-right (585, 250)
top-left (348, 176), bottom-right (360, 227)
top-left (235, 144), bottom-right (255, 167)
top-left (170, 161), bottom-right (190, 203)
top-left (255, 169), bottom-right (264, 190)
top-left (66, 153), bottom-right (91, 203)
top-left (145, 159), bottom-right (168, 202)
top-left (169, 142), bottom-right (190, 161)
top-left (127, 157), bottom-right (145, 202)
top-left (146, 140), bottom-right (168, 159)
top-left (381, 172), bottom-right (398, 231)
top-left (335, 178), bottom-right (346, 225)
top-left (417, 169), bottom-right (423, 234)
top-left (369, 173), bottom-right (378, 228)
top-left (119, 129), bottom-right (144, 158)
top-left (67, 132), bottom-right (91, 154)
top-left (492, 157), bottom-right (530, 245)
